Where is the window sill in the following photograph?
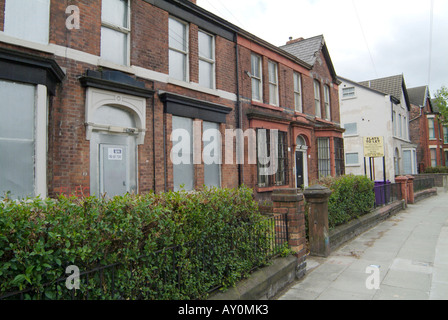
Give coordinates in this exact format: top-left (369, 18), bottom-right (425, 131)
top-left (251, 100), bottom-right (283, 112)
top-left (256, 185), bottom-right (289, 193)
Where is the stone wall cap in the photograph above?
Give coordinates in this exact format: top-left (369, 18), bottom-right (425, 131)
top-left (303, 185), bottom-right (332, 198)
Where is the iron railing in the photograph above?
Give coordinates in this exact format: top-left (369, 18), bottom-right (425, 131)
top-left (373, 182), bottom-right (402, 208)
top-left (413, 177), bottom-right (435, 193)
top-left (0, 214), bottom-right (289, 300)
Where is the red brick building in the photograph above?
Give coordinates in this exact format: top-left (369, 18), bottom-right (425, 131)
top-left (0, 0), bottom-right (344, 201)
top-left (409, 86), bottom-right (448, 172)
top-left (238, 34), bottom-right (344, 200)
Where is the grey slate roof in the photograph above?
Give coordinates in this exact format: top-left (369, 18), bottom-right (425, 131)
top-left (279, 35), bottom-right (324, 66)
top-left (407, 86), bottom-right (428, 106)
top-left (358, 74), bottom-right (411, 110)
top-left (358, 75), bottom-right (404, 101)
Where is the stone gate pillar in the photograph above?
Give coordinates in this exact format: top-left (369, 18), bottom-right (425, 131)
top-left (303, 185), bottom-right (332, 258)
top-left (406, 175), bottom-right (415, 204)
top-left (271, 189), bottom-right (307, 279)
top-left (395, 176), bottom-right (409, 205)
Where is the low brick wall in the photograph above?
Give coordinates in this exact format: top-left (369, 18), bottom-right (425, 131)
top-left (413, 173), bottom-right (448, 188)
top-left (207, 255), bottom-right (299, 300)
top-left (329, 200), bottom-right (406, 251)
top-left (414, 188), bottom-right (438, 203)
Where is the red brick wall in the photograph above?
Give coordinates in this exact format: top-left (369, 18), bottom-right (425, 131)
top-left (0, 0), bottom-right (4, 32)
top-left (50, 0), bottom-right (101, 56)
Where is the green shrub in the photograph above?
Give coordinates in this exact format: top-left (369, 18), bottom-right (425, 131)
top-left (0, 186), bottom-right (274, 300)
top-left (424, 166), bottom-right (448, 174)
top-left (310, 175), bottom-right (375, 229)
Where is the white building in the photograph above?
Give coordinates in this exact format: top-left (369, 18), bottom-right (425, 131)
top-left (339, 75), bottom-right (417, 182)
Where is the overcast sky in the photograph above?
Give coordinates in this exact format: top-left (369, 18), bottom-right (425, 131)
top-left (197, 0), bottom-right (448, 96)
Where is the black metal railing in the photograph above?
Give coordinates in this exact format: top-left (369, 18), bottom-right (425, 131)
top-left (413, 177), bottom-right (435, 193)
top-left (373, 182), bottom-right (402, 208)
top-left (1, 214), bottom-right (289, 300)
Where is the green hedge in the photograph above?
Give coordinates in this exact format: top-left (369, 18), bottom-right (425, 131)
top-left (311, 175), bottom-right (375, 229)
top-left (424, 166), bottom-right (448, 173)
top-left (0, 186), bottom-right (275, 300)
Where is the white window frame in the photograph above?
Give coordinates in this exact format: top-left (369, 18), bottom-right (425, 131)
top-left (0, 81), bottom-right (48, 199)
top-left (203, 121), bottom-right (222, 188)
top-left (100, 0), bottom-right (131, 66)
top-left (324, 85), bottom-right (331, 121)
top-left (430, 147), bottom-right (437, 167)
top-left (345, 152), bottom-right (359, 166)
top-left (344, 123), bottom-right (358, 136)
top-left (169, 16), bottom-right (189, 82)
top-left (293, 72), bottom-right (302, 113)
top-left (268, 61), bottom-right (279, 106)
top-left (342, 87), bottom-right (355, 99)
top-left (4, 0), bottom-right (50, 44)
top-left (428, 117), bottom-right (436, 140)
top-left (251, 53), bottom-right (263, 102)
top-left (198, 30), bottom-right (215, 89)
top-left (314, 80), bottom-right (321, 118)
top-left (444, 126), bottom-right (448, 144)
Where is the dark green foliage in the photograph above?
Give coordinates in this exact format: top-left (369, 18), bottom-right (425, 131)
top-left (424, 166), bottom-right (448, 174)
top-left (311, 175), bottom-right (375, 229)
top-left (0, 186), bottom-right (279, 300)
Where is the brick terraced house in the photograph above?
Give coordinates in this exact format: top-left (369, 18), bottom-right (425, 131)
top-left (0, 0), bottom-right (344, 201)
top-left (408, 86), bottom-right (448, 172)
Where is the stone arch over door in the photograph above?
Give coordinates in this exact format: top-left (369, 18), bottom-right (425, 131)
top-left (394, 148), bottom-right (400, 176)
top-left (85, 88), bottom-right (148, 197)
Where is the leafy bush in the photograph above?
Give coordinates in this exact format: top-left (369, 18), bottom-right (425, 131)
top-left (310, 175), bottom-right (375, 229)
top-left (0, 186), bottom-right (276, 300)
top-left (424, 166), bottom-right (448, 174)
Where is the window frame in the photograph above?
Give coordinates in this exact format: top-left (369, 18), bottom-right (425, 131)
top-left (100, 0), bottom-right (131, 66)
top-left (324, 85), bottom-right (331, 121)
top-left (293, 72), bottom-right (303, 113)
top-left (169, 16), bottom-right (189, 82)
top-left (428, 117), bottom-right (436, 140)
top-left (342, 87), bottom-right (356, 99)
top-left (344, 122), bottom-right (358, 136)
top-left (4, 0), bottom-right (51, 44)
top-left (0, 80), bottom-right (48, 199)
top-left (256, 129), bottom-right (288, 187)
top-left (314, 80), bottom-right (322, 118)
top-left (268, 61), bottom-right (279, 106)
top-left (198, 29), bottom-right (216, 89)
top-left (251, 53), bottom-right (263, 102)
top-left (317, 137), bottom-right (331, 178)
top-left (203, 121), bottom-right (222, 188)
top-left (345, 152), bottom-right (360, 166)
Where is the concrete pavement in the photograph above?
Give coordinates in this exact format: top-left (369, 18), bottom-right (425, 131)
top-left (277, 188), bottom-right (448, 300)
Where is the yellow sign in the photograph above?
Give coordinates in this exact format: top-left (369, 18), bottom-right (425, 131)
top-left (363, 136), bottom-right (385, 158)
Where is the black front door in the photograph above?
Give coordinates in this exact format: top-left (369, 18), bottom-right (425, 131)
top-left (296, 151), bottom-right (304, 188)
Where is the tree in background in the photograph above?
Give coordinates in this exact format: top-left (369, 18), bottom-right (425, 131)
top-left (433, 86), bottom-right (448, 125)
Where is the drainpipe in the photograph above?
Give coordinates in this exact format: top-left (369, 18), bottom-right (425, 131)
top-left (235, 35), bottom-right (243, 186)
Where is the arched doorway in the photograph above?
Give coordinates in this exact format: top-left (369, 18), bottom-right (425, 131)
top-left (295, 135), bottom-right (308, 189)
top-left (85, 87), bottom-right (147, 197)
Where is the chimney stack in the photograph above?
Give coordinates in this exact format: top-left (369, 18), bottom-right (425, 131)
top-left (286, 37), bottom-right (305, 45)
